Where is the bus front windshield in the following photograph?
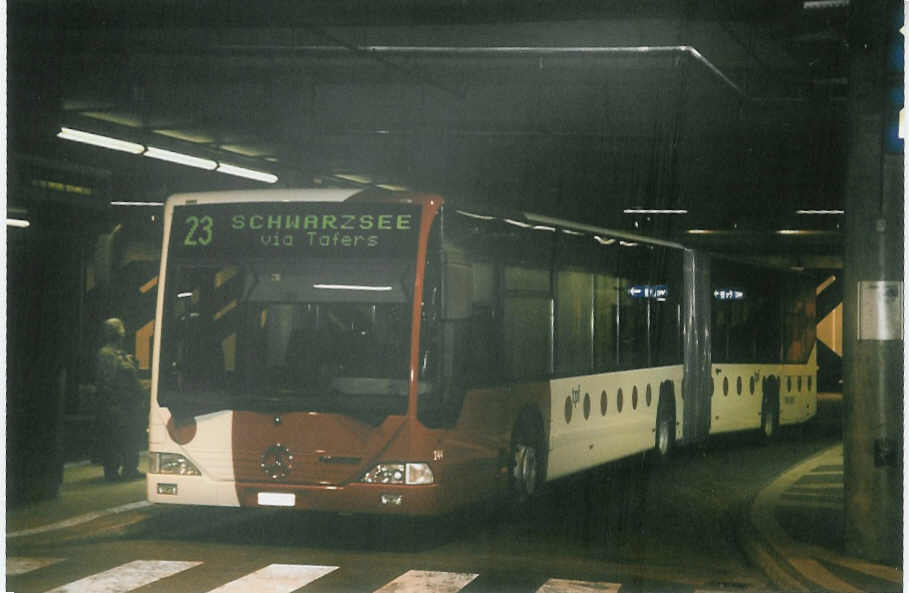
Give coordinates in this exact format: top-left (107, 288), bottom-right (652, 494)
top-left (158, 260), bottom-right (416, 418)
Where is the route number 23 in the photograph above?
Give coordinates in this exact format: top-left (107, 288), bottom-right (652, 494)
top-left (184, 215), bottom-right (214, 246)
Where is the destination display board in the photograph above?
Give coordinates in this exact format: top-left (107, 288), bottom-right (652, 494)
top-left (169, 202), bottom-right (422, 259)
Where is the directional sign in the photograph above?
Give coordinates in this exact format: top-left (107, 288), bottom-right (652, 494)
top-left (628, 285), bottom-right (669, 299)
top-left (713, 288), bottom-right (745, 301)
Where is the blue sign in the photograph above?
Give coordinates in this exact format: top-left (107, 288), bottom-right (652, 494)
top-left (628, 285), bottom-right (669, 300)
top-left (885, 85), bottom-right (904, 154)
top-left (714, 288), bottom-right (745, 301)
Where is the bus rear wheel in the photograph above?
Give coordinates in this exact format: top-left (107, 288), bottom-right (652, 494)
top-left (761, 403), bottom-right (778, 440)
top-left (760, 381), bottom-right (780, 442)
top-left (653, 396), bottom-right (675, 462)
top-left (509, 414), bottom-right (544, 507)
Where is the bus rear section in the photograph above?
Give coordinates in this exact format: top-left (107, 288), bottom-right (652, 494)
top-left (707, 257), bottom-right (818, 437)
top-left (146, 190), bottom-right (496, 516)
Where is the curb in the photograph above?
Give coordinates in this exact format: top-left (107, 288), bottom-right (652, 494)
top-left (736, 499), bottom-right (811, 592)
top-left (7, 500), bottom-right (153, 539)
top-left (738, 444), bottom-right (902, 593)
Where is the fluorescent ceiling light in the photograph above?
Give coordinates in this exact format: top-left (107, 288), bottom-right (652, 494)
top-left (313, 284), bottom-right (393, 292)
top-left (619, 241), bottom-right (639, 247)
top-left (504, 218), bottom-right (533, 229)
top-left (594, 235), bottom-right (616, 245)
top-left (58, 127), bottom-right (145, 154)
top-left (776, 229), bottom-right (837, 235)
top-left (456, 210), bottom-right (496, 221)
top-left (59, 126), bottom-right (278, 183)
top-left (803, 0), bottom-right (849, 9)
top-left (796, 209), bottom-right (845, 215)
top-left (177, 292), bottom-right (194, 299)
top-left (7, 218), bottom-right (30, 228)
top-left (334, 174), bottom-right (374, 184)
top-left (217, 163), bottom-right (278, 184)
top-left (110, 201), bottom-right (165, 206)
top-left (623, 209), bottom-right (688, 215)
top-left (145, 147), bottom-right (217, 170)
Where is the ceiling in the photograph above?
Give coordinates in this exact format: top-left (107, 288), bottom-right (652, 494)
top-left (8, 0), bottom-right (855, 264)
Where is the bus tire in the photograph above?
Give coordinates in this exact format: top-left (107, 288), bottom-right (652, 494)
top-left (653, 385), bottom-right (676, 462)
top-left (509, 411), bottom-right (545, 509)
top-left (760, 378), bottom-right (780, 442)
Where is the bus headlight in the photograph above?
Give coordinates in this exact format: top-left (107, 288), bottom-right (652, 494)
top-left (150, 452), bottom-right (201, 476)
top-left (360, 463), bottom-right (433, 485)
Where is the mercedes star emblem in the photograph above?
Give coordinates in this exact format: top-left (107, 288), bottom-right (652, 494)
top-left (260, 443), bottom-right (294, 480)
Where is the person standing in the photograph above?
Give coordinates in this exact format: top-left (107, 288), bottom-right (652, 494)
top-left (95, 318), bottom-right (146, 481)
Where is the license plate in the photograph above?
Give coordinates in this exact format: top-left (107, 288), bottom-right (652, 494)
top-left (257, 492), bottom-right (295, 507)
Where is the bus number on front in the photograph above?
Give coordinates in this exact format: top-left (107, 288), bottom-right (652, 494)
top-left (184, 215), bottom-right (214, 246)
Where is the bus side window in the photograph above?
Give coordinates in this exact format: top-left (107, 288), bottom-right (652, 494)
top-left (783, 275), bottom-right (816, 363)
top-left (617, 247), bottom-right (651, 370)
top-left (556, 269), bottom-right (594, 375)
top-left (594, 273), bottom-right (619, 372)
top-left (503, 266), bottom-right (552, 381)
top-left (650, 248), bottom-right (683, 366)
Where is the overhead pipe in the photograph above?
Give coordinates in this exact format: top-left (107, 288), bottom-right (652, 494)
top-left (216, 43), bottom-right (747, 99)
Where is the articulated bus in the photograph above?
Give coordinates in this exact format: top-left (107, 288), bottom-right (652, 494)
top-left (147, 189), bottom-right (817, 515)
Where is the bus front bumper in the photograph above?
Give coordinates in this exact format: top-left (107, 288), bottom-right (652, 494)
top-left (148, 474), bottom-right (448, 516)
top-left (236, 482), bottom-right (446, 516)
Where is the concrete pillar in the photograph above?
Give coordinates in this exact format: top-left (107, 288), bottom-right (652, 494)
top-left (841, 0), bottom-right (904, 565)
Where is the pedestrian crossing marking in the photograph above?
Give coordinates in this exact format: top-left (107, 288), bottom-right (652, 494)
top-left (788, 483), bottom-right (842, 490)
top-left (6, 557), bottom-right (64, 576)
top-left (42, 559), bottom-right (202, 593)
top-left (778, 500), bottom-right (841, 510)
top-left (789, 557), bottom-right (863, 593)
top-left (204, 564), bottom-right (338, 593)
top-left (7, 558), bottom-right (676, 593)
top-left (535, 578), bottom-right (621, 593)
top-left (373, 569), bottom-right (479, 593)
